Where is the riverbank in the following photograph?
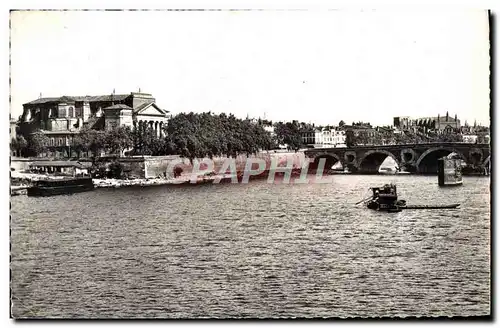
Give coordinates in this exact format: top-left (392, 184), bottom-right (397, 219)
top-left (92, 175), bottom-right (229, 188)
top-left (11, 171), bottom-right (243, 189)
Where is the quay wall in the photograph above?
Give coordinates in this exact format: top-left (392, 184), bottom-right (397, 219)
top-left (143, 151), bottom-right (306, 179)
top-left (10, 151), bottom-right (306, 179)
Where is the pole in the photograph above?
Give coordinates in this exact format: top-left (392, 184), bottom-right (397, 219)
top-left (355, 195), bottom-right (373, 205)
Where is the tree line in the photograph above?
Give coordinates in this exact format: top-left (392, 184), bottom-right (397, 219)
top-left (12, 112), bottom-right (276, 160)
top-left (10, 113), bottom-right (478, 159)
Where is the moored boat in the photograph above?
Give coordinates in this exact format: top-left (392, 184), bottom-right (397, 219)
top-left (362, 183), bottom-right (460, 212)
top-left (27, 177), bottom-right (94, 197)
top-left (378, 167), bottom-right (396, 175)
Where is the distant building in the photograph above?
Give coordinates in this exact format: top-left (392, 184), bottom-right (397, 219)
top-left (393, 117), bottom-right (411, 130)
top-left (302, 127), bottom-right (346, 148)
top-left (10, 119), bottom-right (17, 140)
top-left (462, 135), bottom-right (478, 144)
top-left (393, 112), bottom-right (460, 133)
top-left (263, 125), bottom-right (275, 137)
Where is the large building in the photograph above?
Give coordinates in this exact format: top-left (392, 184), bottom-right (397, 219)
top-left (19, 91), bottom-right (170, 150)
top-left (393, 112), bottom-right (461, 133)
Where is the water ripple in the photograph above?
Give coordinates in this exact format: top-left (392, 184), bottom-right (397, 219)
top-left (10, 175), bottom-right (490, 318)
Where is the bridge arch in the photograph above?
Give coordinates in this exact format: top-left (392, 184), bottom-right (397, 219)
top-left (309, 153), bottom-right (341, 173)
top-left (416, 147), bottom-right (466, 173)
top-left (357, 150), bottom-right (400, 173)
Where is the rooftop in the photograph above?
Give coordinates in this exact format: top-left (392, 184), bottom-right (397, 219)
top-left (23, 92), bottom-right (153, 106)
top-left (103, 104), bottom-right (134, 110)
top-left (29, 161), bottom-right (91, 168)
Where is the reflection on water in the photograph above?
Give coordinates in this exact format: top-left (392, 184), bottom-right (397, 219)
top-left (10, 175), bottom-right (490, 318)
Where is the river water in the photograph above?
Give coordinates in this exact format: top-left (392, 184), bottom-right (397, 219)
top-left (10, 175), bottom-right (490, 318)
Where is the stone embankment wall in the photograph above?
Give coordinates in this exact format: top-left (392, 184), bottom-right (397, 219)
top-left (143, 151), bottom-right (306, 179)
top-left (10, 151), bottom-right (306, 179)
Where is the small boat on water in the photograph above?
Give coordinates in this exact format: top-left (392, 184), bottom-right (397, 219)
top-left (10, 185), bottom-right (28, 196)
top-left (395, 170), bottom-right (411, 175)
top-left (27, 177), bottom-right (94, 197)
top-left (379, 167), bottom-right (396, 175)
top-left (361, 184), bottom-right (460, 212)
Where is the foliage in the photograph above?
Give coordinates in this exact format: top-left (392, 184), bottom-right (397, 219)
top-left (11, 135), bottom-right (27, 156)
top-left (437, 133), bottom-right (463, 143)
top-left (164, 112), bottom-right (274, 159)
top-left (273, 121), bottom-right (314, 150)
top-left (73, 127), bottom-right (107, 159)
top-left (345, 129), bottom-right (355, 147)
top-left (107, 161), bottom-right (125, 179)
top-left (104, 126), bottom-right (134, 155)
top-left (26, 131), bottom-right (50, 157)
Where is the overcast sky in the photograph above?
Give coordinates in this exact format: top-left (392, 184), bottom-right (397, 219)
top-left (10, 10), bottom-right (490, 126)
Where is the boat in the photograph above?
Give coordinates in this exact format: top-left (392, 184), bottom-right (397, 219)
top-left (395, 170), bottom-right (411, 175)
top-left (362, 183), bottom-right (460, 212)
top-left (27, 177), bottom-right (94, 197)
top-left (10, 185), bottom-right (28, 196)
top-left (379, 167), bottom-right (396, 175)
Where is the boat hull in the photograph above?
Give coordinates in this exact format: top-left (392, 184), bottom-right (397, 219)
top-left (27, 178), bottom-right (94, 197)
top-left (439, 181), bottom-right (463, 187)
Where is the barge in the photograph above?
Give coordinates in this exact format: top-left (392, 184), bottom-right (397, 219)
top-left (27, 177), bottom-right (94, 197)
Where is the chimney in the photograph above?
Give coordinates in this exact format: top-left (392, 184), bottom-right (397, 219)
top-left (446, 111), bottom-right (449, 121)
top-left (39, 92), bottom-right (42, 99)
top-left (455, 113), bottom-right (457, 121)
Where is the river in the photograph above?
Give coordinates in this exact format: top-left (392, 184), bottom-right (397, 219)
top-left (10, 175), bottom-right (490, 318)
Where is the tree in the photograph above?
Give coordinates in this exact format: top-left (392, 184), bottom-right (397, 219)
top-left (10, 138), bottom-right (18, 155)
top-left (107, 161), bottom-right (125, 179)
top-left (73, 127), bottom-right (106, 159)
top-left (11, 135), bottom-right (27, 157)
top-left (339, 120), bottom-right (345, 127)
top-left (162, 112), bottom-right (274, 160)
top-left (274, 121), bottom-right (303, 151)
top-left (17, 135), bottom-right (28, 154)
top-left (26, 131), bottom-right (50, 157)
top-left (345, 129), bottom-right (355, 147)
top-left (105, 126), bottom-right (134, 156)
top-left (438, 133), bottom-right (463, 143)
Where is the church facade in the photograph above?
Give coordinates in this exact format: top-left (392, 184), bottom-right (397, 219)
top-left (393, 112), bottom-right (461, 133)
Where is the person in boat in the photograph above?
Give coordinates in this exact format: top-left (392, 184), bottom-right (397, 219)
top-left (370, 184), bottom-right (397, 205)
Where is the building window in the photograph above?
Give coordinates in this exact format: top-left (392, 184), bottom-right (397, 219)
top-left (59, 108), bottom-right (67, 118)
top-left (68, 107), bottom-right (74, 117)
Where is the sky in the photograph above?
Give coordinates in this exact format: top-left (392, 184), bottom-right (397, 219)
top-left (10, 9), bottom-right (490, 126)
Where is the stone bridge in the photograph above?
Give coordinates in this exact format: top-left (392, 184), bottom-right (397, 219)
top-left (304, 142), bottom-right (491, 174)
